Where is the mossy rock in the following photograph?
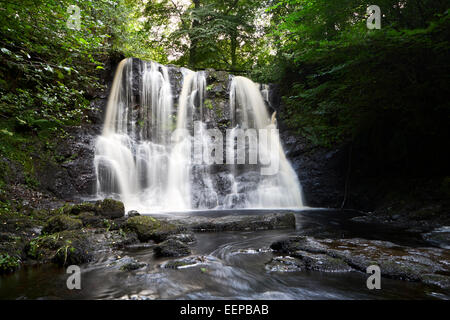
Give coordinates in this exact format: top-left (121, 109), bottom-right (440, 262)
top-left (95, 199), bottom-right (124, 219)
top-left (68, 202), bottom-right (97, 215)
top-left (25, 230), bottom-right (92, 266)
top-left (78, 211), bottom-right (104, 228)
top-left (124, 216), bottom-right (178, 243)
top-left (42, 215), bottom-right (82, 234)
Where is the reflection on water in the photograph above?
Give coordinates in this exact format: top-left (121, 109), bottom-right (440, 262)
top-left (0, 210), bottom-right (448, 300)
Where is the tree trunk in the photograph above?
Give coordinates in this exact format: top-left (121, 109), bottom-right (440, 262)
top-left (230, 29), bottom-right (237, 71)
top-left (189, 0), bottom-right (201, 69)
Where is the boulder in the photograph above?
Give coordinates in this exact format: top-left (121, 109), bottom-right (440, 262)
top-left (95, 199), bottom-right (125, 219)
top-left (127, 210), bottom-right (140, 217)
top-left (25, 230), bottom-right (93, 266)
top-left (78, 212), bottom-right (104, 228)
top-left (42, 215), bottom-right (82, 234)
top-left (124, 216), bottom-right (179, 242)
top-left (68, 202), bottom-right (96, 215)
top-left (153, 239), bottom-right (191, 258)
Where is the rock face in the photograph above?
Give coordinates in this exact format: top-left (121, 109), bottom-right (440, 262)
top-left (280, 133), bottom-right (347, 209)
top-left (31, 56), bottom-right (343, 212)
top-left (270, 236), bottom-right (450, 289)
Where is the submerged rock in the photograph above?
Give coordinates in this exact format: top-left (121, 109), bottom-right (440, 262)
top-left (153, 239), bottom-right (191, 258)
top-left (265, 256), bottom-right (304, 272)
top-left (110, 256), bottom-right (146, 271)
top-left (168, 232), bottom-right (196, 244)
top-left (160, 255), bottom-right (213, 269)
top-left (42, 215), bottom-right (82, 234)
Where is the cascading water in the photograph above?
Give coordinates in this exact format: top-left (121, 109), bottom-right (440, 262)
top-left (94, 58), bottom-right (303, 212)
top-left (228, 76), bottom-right (303, 208)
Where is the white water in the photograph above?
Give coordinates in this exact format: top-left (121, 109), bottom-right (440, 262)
top-left (94, 58), bottom-right (303, 212)
top-left (228, 76), bottom-right (303, 209)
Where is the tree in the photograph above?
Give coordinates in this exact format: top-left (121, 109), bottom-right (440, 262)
top-left (143, 0), bottom-right (268, 70)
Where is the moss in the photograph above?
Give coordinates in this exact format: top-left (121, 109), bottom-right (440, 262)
top-left (25, 230), bottom-right (92, 266)
top-left (68, 202), bottom-right (96, 215)
top-left (95, 198), bottom-right (124, 218)
top-left (42, 214), bottom-right (83, 234)
top-left (125, 216), bottom-right (178, 242)
top-left (204, 99), bottom-right (214, 110)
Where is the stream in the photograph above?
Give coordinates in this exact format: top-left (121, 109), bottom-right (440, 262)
top-left (0, 209), bottom-right (448, 300)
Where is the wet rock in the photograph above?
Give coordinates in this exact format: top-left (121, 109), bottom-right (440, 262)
top-left (270, 236), bottom-right (328, 254)
top-left (127, 210), bottom-right (140, 217)
top-left (37, 162), bottom-right (80, 199)
top-left (110, 256), bottom-right (146, 271)
top-left (156, 212), bottom-right (296, 232)
top-left (421, 274), bottom-right (450, 289)
top-left (160, 255), bottom-right (212, 269)
top-left (270, 236), bottom-right (450, 289)
top-left (223, 193), bottom-right (247, 209)
top-left (124, 216), bottom-right (180, 242)
top-left (168, 233), bottom-right (196, 244)
top-left (109, 231), bottom-right (139, 249)
top-left (292, 250), bottom-right (353, 272)
top-left (422, 226), bottom-right (450, 249)
top-left (42, 215), bottom-right (83, 234)
top-left (95, 199), bottom-right (125, 219)
top-left (153, 239), bottom-right (191, 258)
top-left (265, 256), bottom-right (304, 272)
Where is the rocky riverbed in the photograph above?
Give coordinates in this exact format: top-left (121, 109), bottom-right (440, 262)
top-left (0, 202), bottom-right (448, 299)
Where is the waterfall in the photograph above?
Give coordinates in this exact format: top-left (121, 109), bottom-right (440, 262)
top-left (228, 76), bottom-right (304, 209)
top-left (94, 58), bottom-right (303, 212)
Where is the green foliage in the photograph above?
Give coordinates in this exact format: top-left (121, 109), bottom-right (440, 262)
top-left (144, 0), bottom-right (269, 70)
top-left (0, 0), bottom-right (150, 196)
top-left (0, 253), bottom-right (20, 274)
top-left (259, 0), bottom-right (450, 152)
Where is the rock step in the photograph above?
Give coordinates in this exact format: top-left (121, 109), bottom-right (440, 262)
top-left (147, 212), bottom-right (296, 232)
